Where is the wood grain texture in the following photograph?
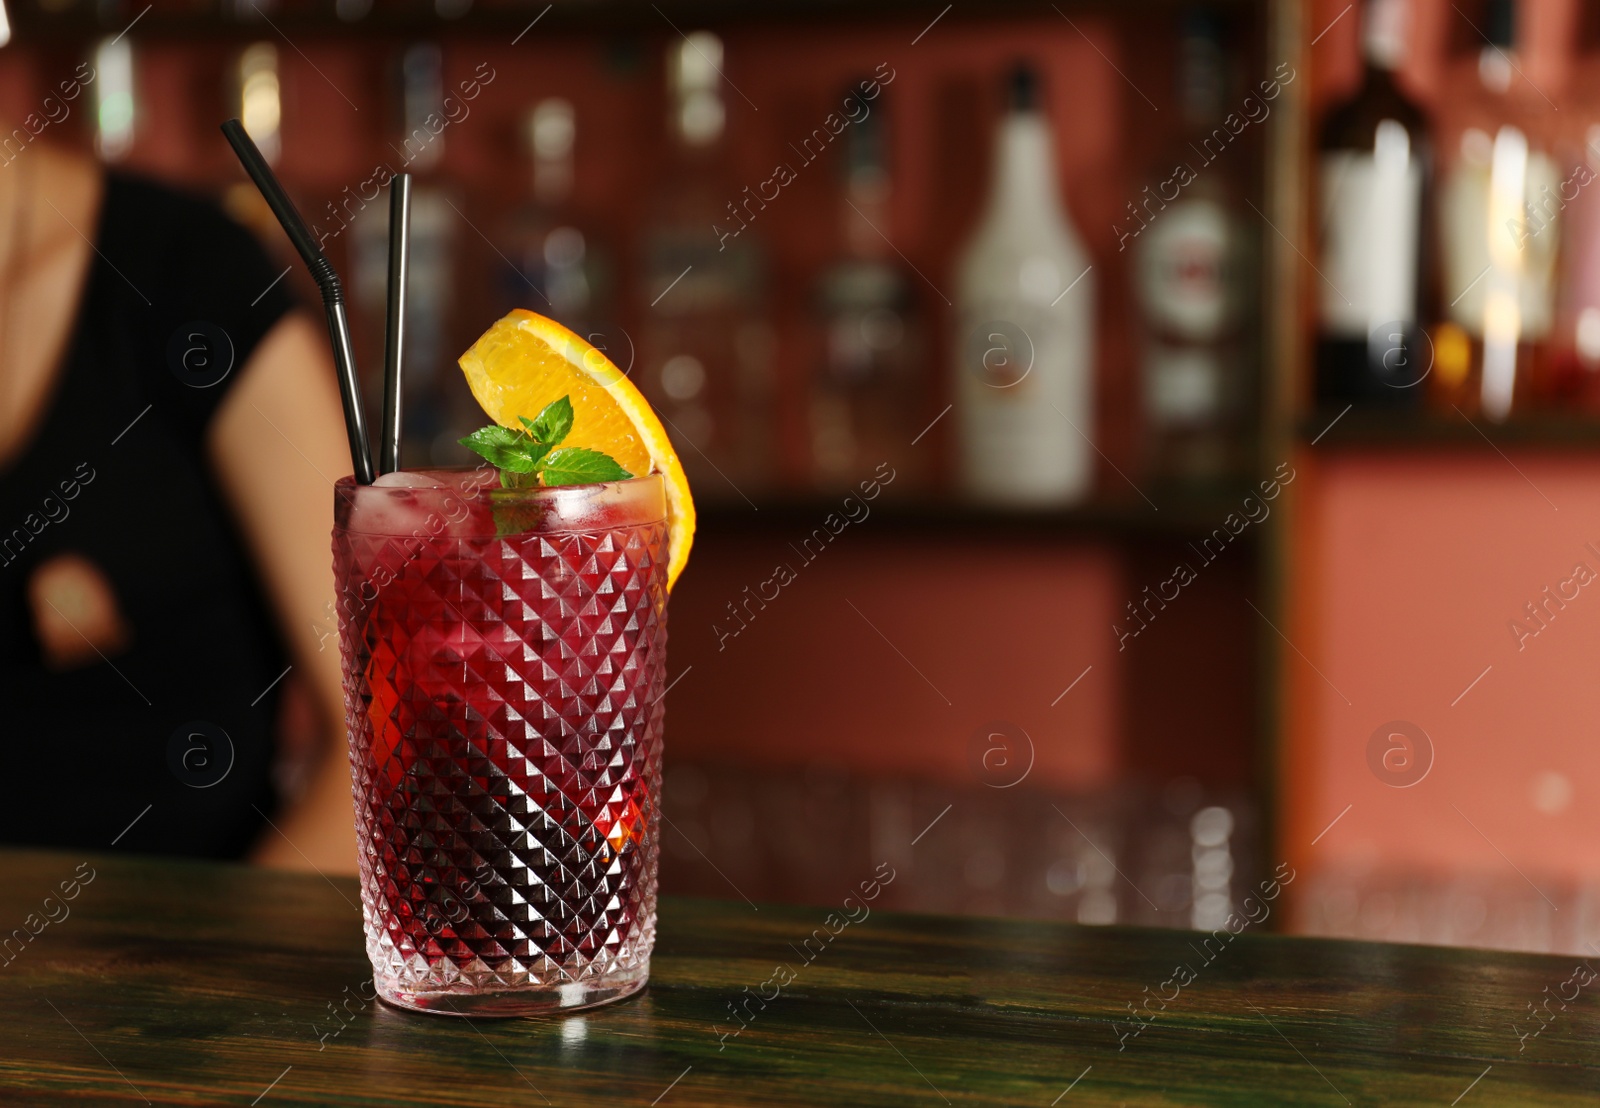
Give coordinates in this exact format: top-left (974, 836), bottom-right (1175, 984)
top-left (0, 849), bottom-right (1596, 1106)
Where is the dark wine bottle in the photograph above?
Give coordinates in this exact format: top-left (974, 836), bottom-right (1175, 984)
top-left (1314, 0), bottom-right (1431, 408)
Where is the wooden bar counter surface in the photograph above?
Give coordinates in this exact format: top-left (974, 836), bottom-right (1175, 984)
top-left (0, 849), bottom-right (1596, 1106)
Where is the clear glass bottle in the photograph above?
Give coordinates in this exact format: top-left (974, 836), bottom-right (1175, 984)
top-left (221, 42), bottom-right (290, 254)
top-left (1135, 11), bottom-right (1252, 483)
top-left (810, 82), bottom-right (925, 491)
top-left (497, 98), bottom-right (615, 348)
top-left (235, 42), bottom-right (281, 166)
top-left (1314, 0), bottom-right (1431, 409)
top-left (354, 44), bottom-right (458, 466)
top-left (92, 34), bottom-right (136, 163)
top-left (1545, 12), bottom-right (1600, 412)
top-left (639, 32), bottom-right (773, 501)
top-left (1436, 0), bottom-right (1559, 421)
top-left (953, 64), bottom-right (1096, 506)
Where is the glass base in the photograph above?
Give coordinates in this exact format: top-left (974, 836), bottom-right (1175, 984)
top-left (373, 964), bottom-right (649, 1018)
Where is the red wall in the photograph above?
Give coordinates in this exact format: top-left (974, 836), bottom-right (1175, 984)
top-left (666, 531), bottom-right (1124, 791)
top-left (1288, 450), bottom-right (1600, 896)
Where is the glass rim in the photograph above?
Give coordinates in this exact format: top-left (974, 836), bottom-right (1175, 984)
top-left (333, 468), bottom-right (666, 536)
top-left (333, 468), bottom-right (663, 496)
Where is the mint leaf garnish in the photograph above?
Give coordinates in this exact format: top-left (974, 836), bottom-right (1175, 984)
top-left (540, 447), bottom-right (633, 487)
top-left (460, 425), bottom-right (544, 472)
top-left (458, 393), bottom-right (633, 496)
top-left (520, 395), bottom-right (573, 447)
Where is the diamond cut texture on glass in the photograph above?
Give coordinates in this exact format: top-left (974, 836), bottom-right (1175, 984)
top-left (334, 518), bottom-right (668, 1012)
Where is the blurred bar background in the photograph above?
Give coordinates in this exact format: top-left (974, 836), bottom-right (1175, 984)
top-left (8, 0), bottom-right (1600, 956)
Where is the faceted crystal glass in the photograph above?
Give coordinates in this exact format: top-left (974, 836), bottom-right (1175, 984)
top-left (332, 469), bottom-right (667, 1016)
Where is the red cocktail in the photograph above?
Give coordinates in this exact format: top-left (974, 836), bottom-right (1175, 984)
top-left (333, 468), bottom-right (667, 1015)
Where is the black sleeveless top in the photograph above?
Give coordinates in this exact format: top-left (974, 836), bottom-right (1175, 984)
top-left (0, 172), bottom-right (297, 858)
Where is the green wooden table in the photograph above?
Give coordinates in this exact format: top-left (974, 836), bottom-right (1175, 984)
top-left (1, 849), bottom-right (1596, 1106)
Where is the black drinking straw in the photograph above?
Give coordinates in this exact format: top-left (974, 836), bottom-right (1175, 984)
top-left (380, 174), bottom-right (411, 475)
top-left (220, 118), bottom-right (376, 485)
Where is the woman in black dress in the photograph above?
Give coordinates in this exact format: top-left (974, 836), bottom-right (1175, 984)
top-left (0, 137), bottom-right (358, 873)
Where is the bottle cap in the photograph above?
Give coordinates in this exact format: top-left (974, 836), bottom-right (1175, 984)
top-left (1485, 0), bottom-right (1514, 49)
top-left (1181, 9), bottom-right (1222, 46)
top-left (1478, 0), bottom-right (1515, 92)
top-left (842, 78), bottom-right (887, 185)
top-left (1007, 63), bottom-right (1040, 112)
top-left (1179, 11), bottom-right (1225, 120)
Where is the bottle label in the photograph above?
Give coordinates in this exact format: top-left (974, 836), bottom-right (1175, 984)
top-left (959, 312), bottom-right (1055, 395)
top-left (1318, 128), bottom-right (1423, 338)
top-left (1136, 198), bottom-right (1236, 341)
top-left (955, 302), bottom-right (1095, 500)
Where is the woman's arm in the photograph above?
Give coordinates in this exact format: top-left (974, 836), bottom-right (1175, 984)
top-left (206, 311), bottom-right (359, 874)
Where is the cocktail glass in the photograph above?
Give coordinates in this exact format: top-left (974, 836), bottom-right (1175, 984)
top-left (332, 468), bottom-right (668, 1016)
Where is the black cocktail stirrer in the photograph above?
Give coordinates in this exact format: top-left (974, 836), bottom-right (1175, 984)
top-left (220, 118), bottom-right (376, 485)
top-left (380, 174), bottom-right (411, 475)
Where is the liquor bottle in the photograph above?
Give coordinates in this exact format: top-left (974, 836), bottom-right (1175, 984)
top-left (354, 44), bottom-right (458, 465)
top-left (235, 43), bottom-right (281, 165)
top-left (1134, 11), bottom-right (1252, 483)
top-left (1546, 63), bottom-right (1600, 406)
top-left (639, 32), bottom-right (773, 500)
top-left (1436, 0), bottom-right (1560, 421)
top-left (92, 34), bottom-right (136, 162)
top-left (810, 82), bottom-right (924, 491)
top-left (497, 98), bottom-right (615, 344)
top-left (953, 64), bottom-right (1096, 506)
top-left (221, 44), bottom-right (290, 249)
top-left (1314, 0), bottom-right (1430, 408)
